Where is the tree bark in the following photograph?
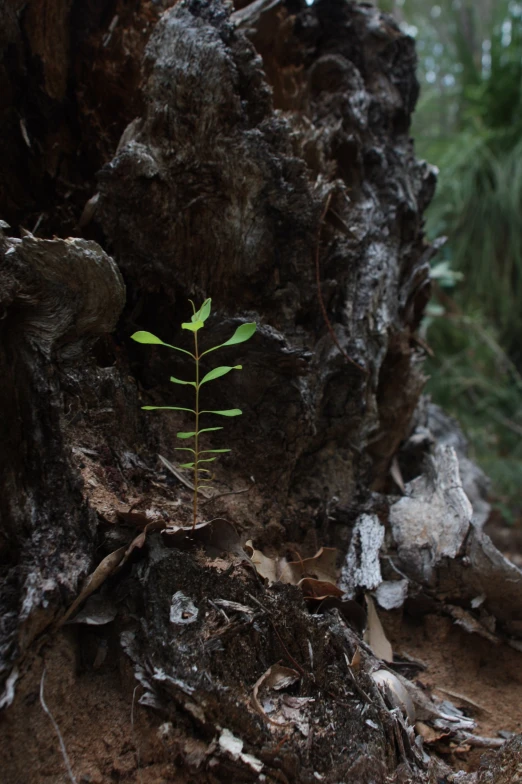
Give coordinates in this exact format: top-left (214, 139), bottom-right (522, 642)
top-left (0, 1), bottom-right (519, 782)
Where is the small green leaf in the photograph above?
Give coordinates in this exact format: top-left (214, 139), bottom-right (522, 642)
top-left (200, 449), bottom-right (231, 454)
top-left (174, 447), bottom-right (195, 453)
top-left (198, 485), bottom-right (214, 491)
top-left (142, 406), bottom-right (196, 413)
top-left (177, 431), bottom-right (196, 439)
top-left (182, 320), bottom-right (204, 332)
top-left (179, 462), bottom-right (195, 468)
top-left (197, 427), bottom-right (223, 435)
top-left (131, 331), bottom-right (165, 345)
top-left (197, 457), bottom-right (217, 464)
top-left (201, 322), bottom-right (256, 356)
top-left (222, 322), bottom-right (256, 346)
top-left (200, 408), bottom-right (242, 416)
top-left (198, 298), bottom-right (212, 323)
top-left (200, 365), bottom-right (242, 385)
top-left (131, 331), bottom-right (194, 357)
top-left (170, 376), bottom-right (196, 387)
top-left (190, 298), bottom-right (212, 323)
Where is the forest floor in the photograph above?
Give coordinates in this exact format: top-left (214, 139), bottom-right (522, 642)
top-left (3, 517), bottom-right (522, 783)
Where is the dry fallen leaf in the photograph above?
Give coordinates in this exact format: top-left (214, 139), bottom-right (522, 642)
top-left (245, 541), bottom-right (288, 584)
top-left (298, 577), bottom-right (343, 599)
top-left (364, 594), bottom-right (393, 662)
top-left (245, 543), bottom-right (338, 588)
top-left (59, 519), bottom-right (163, 627)
top-left (58, 545), bottom-right (127, 627)
top-left (252, 663), bottom-right (300, 727)
top-left (281, 547), bottom-right (338, 585)
top-left (415, 721), bottom-right (450, 745)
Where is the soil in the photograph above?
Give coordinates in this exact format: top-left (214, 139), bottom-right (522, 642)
top-left (2, 634), bottom-right (175, 784)
top-left (383, 610), bottom-right (522, 772)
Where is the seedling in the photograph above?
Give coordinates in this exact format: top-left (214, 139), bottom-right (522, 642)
top-left (131, 299), bottom-right (256, 528)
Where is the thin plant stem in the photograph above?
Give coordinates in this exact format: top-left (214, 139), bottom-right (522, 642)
top-left (193, 328), bottom-right (199, 528)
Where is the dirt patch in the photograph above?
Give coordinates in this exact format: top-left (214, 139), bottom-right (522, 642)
top-left (1, 632), bottom-right (184, 784)
top-left (382, 609), bottom-right (522, 771)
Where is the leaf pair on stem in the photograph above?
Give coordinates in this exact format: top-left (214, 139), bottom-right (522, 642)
top-left (131, 298), bottom-right (256, 528)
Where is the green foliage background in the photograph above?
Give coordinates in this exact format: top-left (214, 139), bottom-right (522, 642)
top-left (381, 0), bottom-right (522, 520)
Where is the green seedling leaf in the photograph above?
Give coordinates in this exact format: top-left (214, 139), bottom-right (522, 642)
top-left (131, 330), bottom-right (164, 345)
top-left (190, 297), bottom-right (212, 323)
top-left (170, 376), bottom-right (196, 387)
top-left (198, 298), bottom-right (212, 323)
top-left (200, 365), bottom-right (242, 385)
top-left (200, 408), bottom-right (242, 416)
top-left (135, 298), bottom-right (253, 530)
top-left (131, 331), bottom-right (194, 357)
top-left (142, 406), bottom-right (196, 413)
top-left (182, 320), bottom-right (204, 332)
top-left (201, 322), bottom-right (256, 356)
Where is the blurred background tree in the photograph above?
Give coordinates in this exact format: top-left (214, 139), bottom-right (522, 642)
top-left (379, 0), bottom-right (522, 523)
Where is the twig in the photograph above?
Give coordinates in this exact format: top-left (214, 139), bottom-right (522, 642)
top-left (158, 454), bottom-right (212, 498)
top-left (314, 193), bottom-right (368, 374)
top-left (458, 733), bottom-right (506, 749)
top-left (200, 485), bottom-right (251, 505)
top-left (40, 668), bottom-right (78, 784)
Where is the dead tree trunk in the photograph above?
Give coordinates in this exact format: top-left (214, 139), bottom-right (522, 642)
top-left (1, 1), bottom-right (520, 782)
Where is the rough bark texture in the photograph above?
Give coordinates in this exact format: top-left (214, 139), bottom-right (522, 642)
top-left (1, 1), bottom-right (520, 782)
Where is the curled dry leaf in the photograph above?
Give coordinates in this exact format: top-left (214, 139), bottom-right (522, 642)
top-left (244, 541), bottom-right (285, 584)
top-left (298, 577), bottom-right (343, 599)
top-left (364, 594), bottom-right (393, 662)
top-left (58, 545), bottom-right (127, 627)
top-left (281, 547), bottom-right (338, 585)
top-left (59, 519), bottom-right (161, 627)
top-left (252, 663), bottom-right (300, 727)
top-left (245, 542), bottom-right (338, 587)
